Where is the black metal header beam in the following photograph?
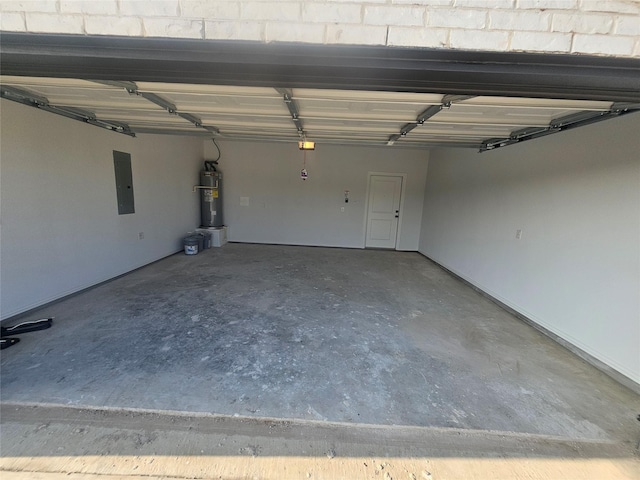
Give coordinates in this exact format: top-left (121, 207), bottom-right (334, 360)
top-left (1, 33), bottom-right (639, 102)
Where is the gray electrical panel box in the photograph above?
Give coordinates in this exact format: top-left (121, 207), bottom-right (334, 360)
top-left (113, 151), bottom-right (135, 215)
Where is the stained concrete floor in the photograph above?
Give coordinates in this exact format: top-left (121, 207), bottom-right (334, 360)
top-left (1, 244), bottom-right (638, 446)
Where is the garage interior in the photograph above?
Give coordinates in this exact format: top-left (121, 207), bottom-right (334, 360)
top-left (2, 243), bottom-right (639, 437)
top-left (1, 33), bottom-right (639, 477)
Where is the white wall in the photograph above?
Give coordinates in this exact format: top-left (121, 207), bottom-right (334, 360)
top-left (0, 99), bottom-right (204, 319)
top-left (419, 113), bottom-right (640, 384)
top-left (205, 140), bottom-right (428, 250)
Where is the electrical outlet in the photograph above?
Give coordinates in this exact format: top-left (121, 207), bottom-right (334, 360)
top-left (138, 232), bottom-right (144, 240)
top-left (515, 229), bottom-right (522, 240)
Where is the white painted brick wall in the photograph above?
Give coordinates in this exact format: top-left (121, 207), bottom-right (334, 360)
top-left (615, 15), bottom-right (640, 36)
top-left (551, 13), bottom-right (613, 34)
top-left (0, 12), bottom-right (26, 31)
top-left (0, 1), bottom-right (57, 13)
top-left (25, 13), bottom-right (84, 34)
top-left (510, 31), bottom-right (572, 52)
top-left (450, 29), bottom-right (509, 50)
top-left (580, 0), bottom-right (640, 15)
top-left (302, 3), bottom-right (362, 24)
top-left (489, 10), bottom-right (551, 32)
top-left (265, 22), bottom-right (325, 43)
top-left (573, 33), bottom-right (636, 56)
top-left (60, 1), bottom-right (118, 16)
top-left (393, 0), bottom-right (451, 4)
top-left (241, 2), bottom-right (301, 22)
top-left (205, 20), bottom-right (263, 41)
top-left (517, 0), bottom-right (578, 9)
top-left (327, 0), bottom-right (385, 3)
top-left (86, 16), bottom-right (143, 36)
top-left (326, 24), bottom-right (387, 45)
top-left (144, 17), bottom-right (202, 38)
top-left (455, 0), bottom-right (514, 8)
top-left (387, 26), bottom-right (448, 47)
top-left (0, 0), bottom-right (637, 58)
top-left (428, 8), bottom-right (486, 29)
top-left (363, 6), bottom-right (424, 26)
top-left (181, 1), bottom-right (241, 20)
top-left (121, 1), bottom-right (180, 17)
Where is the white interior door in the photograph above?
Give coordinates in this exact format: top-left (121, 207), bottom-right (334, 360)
top-left (365, 175), bottom-right (403, 249)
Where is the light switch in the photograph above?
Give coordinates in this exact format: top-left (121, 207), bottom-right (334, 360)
top-left (240, 196), bottom-right (250, 207)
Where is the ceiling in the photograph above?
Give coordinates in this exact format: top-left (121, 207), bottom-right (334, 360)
top-left (0, 75), bottom-right (625, 150)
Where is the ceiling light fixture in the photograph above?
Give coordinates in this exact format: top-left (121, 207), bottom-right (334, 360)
top-left (298, 140), bottom-right (315, 150)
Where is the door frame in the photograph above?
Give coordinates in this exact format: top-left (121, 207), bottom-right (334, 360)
top-left (362, 172), bottom-right (407, 250)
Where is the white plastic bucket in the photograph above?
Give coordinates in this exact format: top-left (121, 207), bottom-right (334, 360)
top-left (184, 236), bottom-right (199, 255)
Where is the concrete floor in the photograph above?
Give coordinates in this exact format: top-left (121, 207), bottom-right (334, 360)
top-left (2, 403), bottom-right (638, 480)
top-left (1, 244), bottom-right (638, 445)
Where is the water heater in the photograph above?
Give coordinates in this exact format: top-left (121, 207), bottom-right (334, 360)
top-left (200, 170), bottom-right (223, 227)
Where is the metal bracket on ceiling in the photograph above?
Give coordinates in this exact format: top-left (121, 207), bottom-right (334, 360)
top-left (0, 84), bottom-right (136, 137)
top-left (138, 92), bottom-right (177, 114)
top-left (276, 88), bottom-right (305, 138)
top-left (131, 127), bottom-right (214, 136)
top-left (94, 80), bottom-right (138, 94)
top-left (1, 84), bottom-right (48, 105)
top-left (93, 80), bottom-right (221, 136)
top-left (479, 104), bottom-right (640, 153)
top-left (611, 102), bottom-right (640, 112)
top-left (441, 94), bottom-right (476, 107)
top-left (386, 95), bottom-right (476, 146)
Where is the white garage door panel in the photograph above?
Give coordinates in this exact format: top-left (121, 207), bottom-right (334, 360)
top-left (0, 76), bottom-right (619, 149)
